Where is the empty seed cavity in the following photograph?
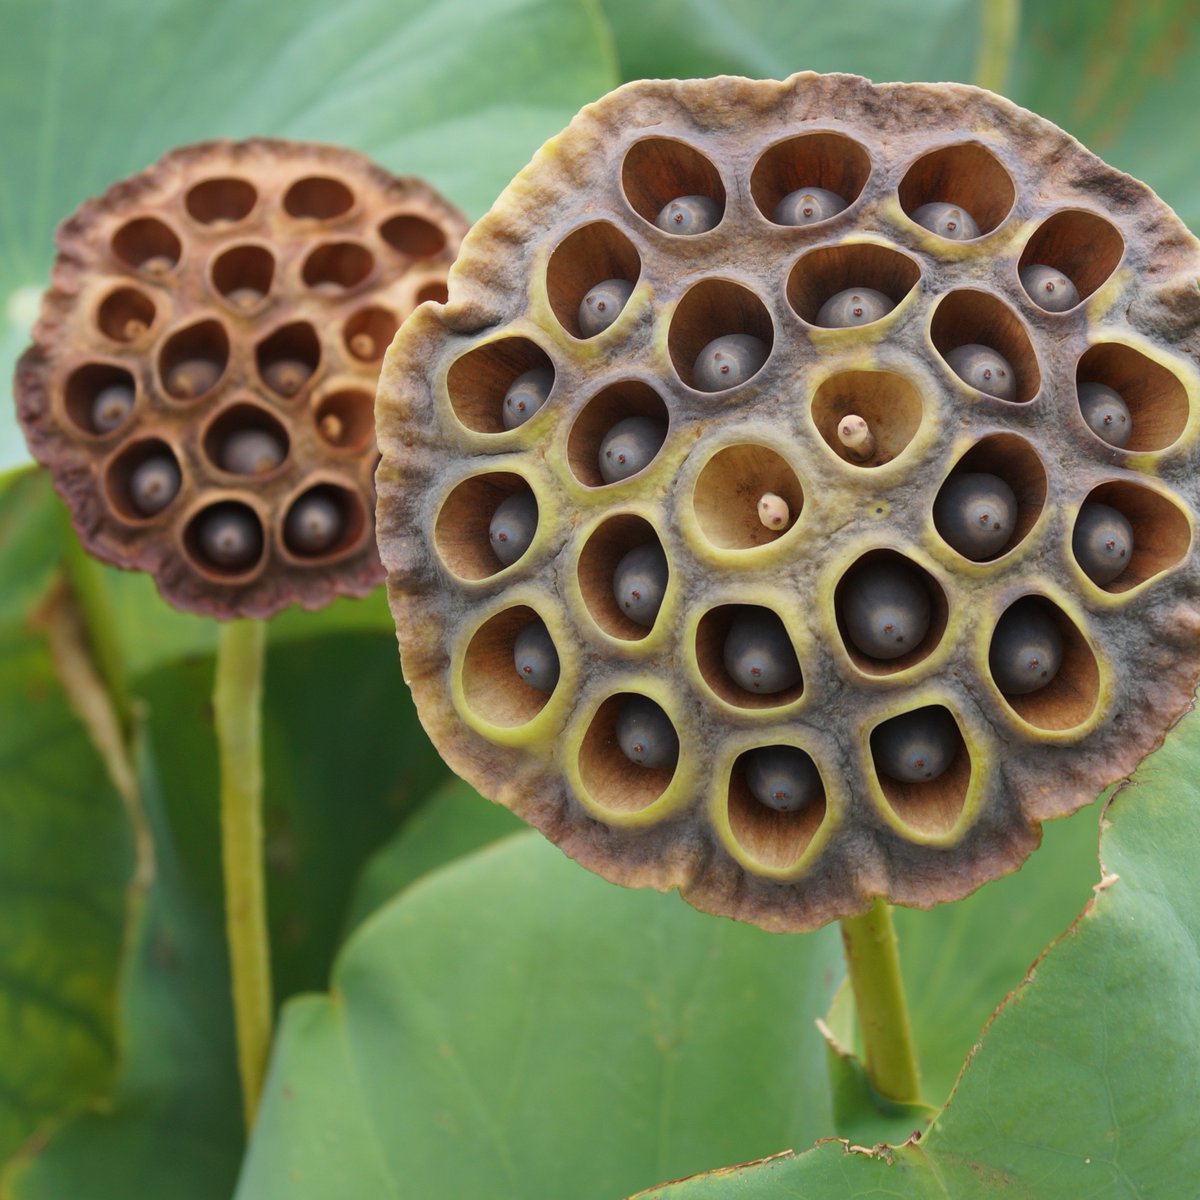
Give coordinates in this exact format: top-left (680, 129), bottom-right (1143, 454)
top-left (283, 175), bottom-right (355, 221)
top-left (692, 443), bottom-right (803, 550)
top-left (380, 213), bottom-right (448, 259)
top-left (184, 177), bottom-right (258, 226)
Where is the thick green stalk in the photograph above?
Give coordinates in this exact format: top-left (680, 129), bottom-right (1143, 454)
top-left (214, 617), bottom-right (272, 1130)
top-left (839, 899), bottom-right (921, 1105)
top-left (975, 0), bottom-right (1020, 94)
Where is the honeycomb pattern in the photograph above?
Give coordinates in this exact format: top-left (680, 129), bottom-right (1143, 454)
top-left (16, 138), bottom-right (466, 618)
top-left (376, 74), bottom-right (1200, 931)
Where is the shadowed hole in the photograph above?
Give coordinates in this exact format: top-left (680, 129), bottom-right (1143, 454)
top-left (434, 472), bottom-right (536, 581)
top-left (63, 363), bottom-right (137, 435)
top-left (621, 137), bottom-right (725, 228)
top-left (111, 216), bottom-right (181, 276)
top-left (158, 319), bottom-right (229, 400)
top-left (280, 483), bottom-right (366, 561)
top-left (1076, 343), bottom-right (1189, 452)
top-left (728, 747), bottom-right (827, 868)
top-left (811, 370), bottom-right (923, 467)
top-left (315, 388), bottom-right (375, 453)
top-left (212, 244), bottom-right (275, 310)
top-left (931, 289), bottom-right (1039, 403)
top-left (185, 177), bottom-right (257, 225)
top-left (579, 694), bottom-right (677, 814)
top-left (202, 402), bottom-right (291, 477)
top-left (104, 438), bottom-right (181, 521)
top-left (577, 514), bottom-right (666, 641)
top-left (97, 287), bottom-right (156, 343)
top-left (256, 321), bottom-right (321, 398)
top-left (183, 500), bottom-right (265, 578)
top-left (462, 606), bottom-right (557, 727)
top-left (751, 132), bottom-right (871, 225)
top-left (380, 214), bottom-right (447, 258)
top-left (302, 241), bottom-right (375, 292)
top-left (283, 175), bottom-right (355, 220)
top-left (898, 143), bottom-right (1014, 236)
top-left (567, 380), bottom-right (668, 487)
top-left (343, 306), bottom-right (398, 363)
top-left (447, 337), bottom-right (555, 434)
top-left (871, 706), bottom-right (970, 837)
top-left (692, 444), bottom-right (803, 549)
top-left (416, 280), bottom-right (449, 305)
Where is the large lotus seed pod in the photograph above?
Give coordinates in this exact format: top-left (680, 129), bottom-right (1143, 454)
top-left (376, 73), bottom-right (1200, 933)
top-left (15, 139), bottom-right (466, 618)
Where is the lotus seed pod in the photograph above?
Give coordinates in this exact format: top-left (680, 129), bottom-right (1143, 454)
top-left (598, 415), bottom-right (667, 483)
top-left (513, 618), bottom-right (560, 694)
top-left (911, 201), bottom-right (980, 241)
top-left (502, 367), bottom-right (553, 429)
top-left (488, 493), bottom-right (538, 567)
top-left (1020, 263), bottom-right (1080, 313)
top-left (815, 287), bottom-right (894, 329)
top-left (91, 383), bottom-right (135, 433)
top-left (989, 600), bottom-right (1063, 696)
top-left (722, 610), bottom-right (801, 694)
top-left (773, 186), bottom-right (847, 226)
top-left (612, 542), bottom-right (669, 627)
top-left (655, 195), bottom-right (722, 235)
top-left (841, 559), bottom-right (931, 660)
top-left (129, 454), bottom-right (181, 516)
top-left (743, 746), bottom-right (822, 812)
top-left (578, 278), bottom-right (634, 337)
top-left (1073, 502), bottom-right (1134, 586)
top-left (933, 471), bottom-right (1018, 560)
top-left (377, 73), bottom-right (1200, 933)
top-left (615, 696), bottom-right (678, 770)
top-left (15, 138), bottom-right (466, 616)
top-left (1078, 381), bottom-right (1132, 448)
top-left (757, 492), bottom-right (789, 530)
top-left (197, 505), bottom-right (262, 572)
top-left (873, 708), bottom-right (958, 783)
top-left (692, 333), bottom-right (768, 392)
top-left (944, 343), bottom-right (1017, 401)
top-left (220, 428), bottom-right (286, 476)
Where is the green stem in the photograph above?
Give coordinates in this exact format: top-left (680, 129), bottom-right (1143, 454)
top-left (974, 0), bottom-right (1020, 94)
top-left (839, 899), bottom-right (921, 1105)
top-left (214, 618), bottom-right (272, 1130)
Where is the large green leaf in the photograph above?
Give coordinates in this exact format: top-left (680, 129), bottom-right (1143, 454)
top-left (235, 834), bottom-right (845, 1200)
top-left (1011, 2), bottom-right (1200, 232)
top-left (0, 0), bottom-right (618, 467)
top-left (0, 602), bottom-right (132, 1165)
top-left (637, 701), bottom-right (1200, 1197)
top-left (599, 0), bottom-right (979, 85)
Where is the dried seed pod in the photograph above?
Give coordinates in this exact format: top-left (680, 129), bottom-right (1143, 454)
top-left (377, 74), bottom-right (1200, 933)
top-left (16, 138), bottom-right (466, 617)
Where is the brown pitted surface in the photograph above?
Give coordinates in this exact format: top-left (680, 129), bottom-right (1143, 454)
top-left (376, 73), bottom-right (1200, 932)
top-left (17, 138), bottom-right (466, 618)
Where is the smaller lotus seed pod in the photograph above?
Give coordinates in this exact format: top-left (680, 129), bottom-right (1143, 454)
top-left (578, 278), bottom-right (634, 337)
top-left (129, 455), bottom-right (181, 516)
top-left (944, 343), bottom-right (1016, 401)
top-left (91, 383), bottom-right (135, 433)
top-left (598, 415), bottom-right (667, 483)
top-left (1073, 501), bottom-right (1134, 586)
top-left (815, 287), bottom-right (894, 329)
top-left (512, 618), bottom-right (560, 694)
top-left (989, 600), bottom-right (1063, 695)
top-left (837, 414), bottom-right (875, 460)
top-left (692, 333), bottom-right (768, 392)
top-left (501, 367), bottom-right (553, 430)
top-left (262, 358), bottom-right (312, 396)
top-left (284, 493), bottom-right (343, 556)
top-left (197, 506), bottom-right (262, 571)
top-left (1078, 381), bottom-right (1132, 448)
top-left (165, 358), bottom-right (221, 399)
top-left (220, 428), bottom-right (286, 475)
top-left (874, 708), bottom-right (958, 783)
top-left (742, 746), bottom-right (822, 812)
top-left (841, 559), bottom-right (931, 661)
top-left (723, 611), bottom-right (801, 695)
top-left (757, 492), bottom-right (789, 530)
top-left (773, 186), bottom-right (847, 226)
top-left (933, 471), bottom-right (1018, 561)
top-left (1020, 263), bottom-right (1080, 313)
top-left (488, 492), bottom-right (538, 567)
top-left (612, 542), bottom-right (669, 627)
top-left (654, 195), bottom-right (721, 235)
top-left (911, 201), bottom-right (980, 241)
top-left (615, 695), bottom-right (678, 770)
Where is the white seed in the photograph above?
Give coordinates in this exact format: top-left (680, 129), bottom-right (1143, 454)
top-left (837, 413), bottom-right (876, 460)
top-left (757, 492), bottom-right (790, 530)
